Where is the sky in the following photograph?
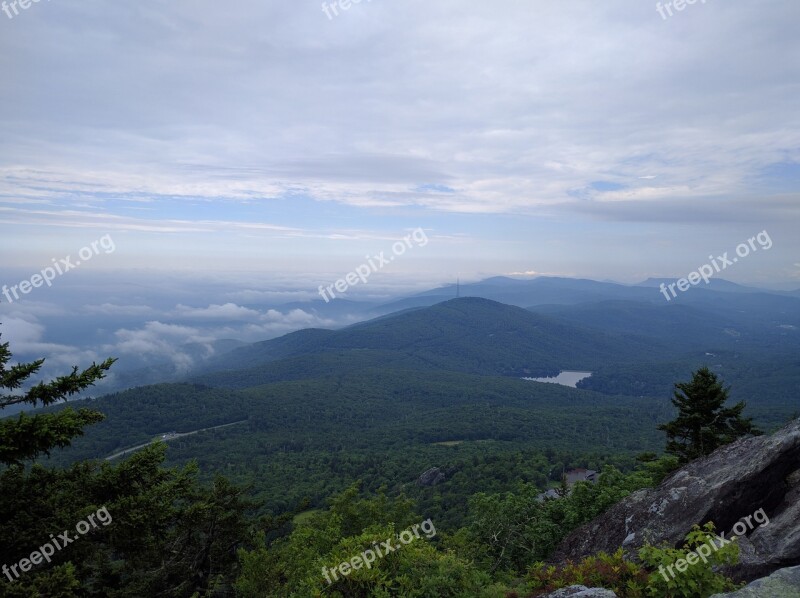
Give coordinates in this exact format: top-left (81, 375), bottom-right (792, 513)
top-left (1, 1), bottom-right (799, 384)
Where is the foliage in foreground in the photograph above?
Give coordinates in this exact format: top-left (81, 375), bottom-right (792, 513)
top-left (235, 483), bottom-right (504, 597)
top-left (639, 523), bottom-right (740, 598)
top-left (0, 333), bottom-right (757, 596)
top-left (0, 334), bottom-right (254, 597)
top-left (464, 456), bottom-right (678, 575)
top-left (517, 522), bottom-right (741, 598)
top-left (524, 548), bottom-right (649, 597)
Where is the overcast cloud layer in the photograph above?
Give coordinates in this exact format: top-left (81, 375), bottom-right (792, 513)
top-left (2, 1), bottom-right (799, 284)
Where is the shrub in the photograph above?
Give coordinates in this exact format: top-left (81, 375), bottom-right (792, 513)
top-left (524, 548), bottom-right (649, 597)
top-left (638, 523), bottom-right (740, 597)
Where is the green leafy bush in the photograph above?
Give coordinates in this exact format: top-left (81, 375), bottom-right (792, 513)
top-left (235, 484), bottom-right (494, 597)
top-left (513, 523), bottom-right (741, 598)
top-left (638, 523), bottom-right (740, 597)
top-left (466, 460), bottom-right (676, 574)
top-left (524, 548), bottom-right (648, 597)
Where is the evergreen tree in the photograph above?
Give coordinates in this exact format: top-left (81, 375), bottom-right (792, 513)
top-left (0, 331), bottom-right (115, 465)
top-left (659, 367), bottom-right (760, 463)
top-left (0, 332), bottom-right (254, 596)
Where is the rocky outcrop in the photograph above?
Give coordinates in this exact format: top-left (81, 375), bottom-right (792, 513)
top-left (540, 587), bottom-right (617, 598)
top-left (552, 418), bottom-right (800, 582)
top-left (417, 467), bottom-right (446, 487)
top-left (710, 565), bottom-right (800, 597)
top-left (537, 567), bottom-right (800, 598)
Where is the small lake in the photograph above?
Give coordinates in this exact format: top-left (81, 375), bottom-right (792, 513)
top-left (522, 371), bottom-right (592, 388)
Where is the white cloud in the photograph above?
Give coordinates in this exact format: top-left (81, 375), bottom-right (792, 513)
top-left (109, 321), bottom-right (215, 372)
top-left (1, 1), bottom-right (798, 216)
top-left (1, 316), bottom-right (47, 347)
top-left (1, 0), bottom-right (798, 284)
top-left (0, 315), bottom-right (100, 378)
top-left (173, 303), bottom-right (260, 320)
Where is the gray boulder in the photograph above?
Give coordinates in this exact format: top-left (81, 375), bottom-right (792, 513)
top-left (710, 565), bottom-right (800, 597)
top-left (552, 418), bottom-right (800, 582)
top-left (540, 586), bottom-right (617, 598)
top-left (417, 467), bottom-right (445, 487)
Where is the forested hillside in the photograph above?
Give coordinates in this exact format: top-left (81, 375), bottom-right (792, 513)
top-left (48, 297), bottom-right (800, 518)
top-left (6, 295), bottom-right (799, 595)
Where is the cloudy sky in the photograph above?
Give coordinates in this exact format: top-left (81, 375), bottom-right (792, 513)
top-left (2, 0), bottom-right (799, 282)
top-left (1, 1), bottom-right (799, 381)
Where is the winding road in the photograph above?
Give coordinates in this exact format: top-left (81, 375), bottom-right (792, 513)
top-left (104, 420), bottom-right (248, 461)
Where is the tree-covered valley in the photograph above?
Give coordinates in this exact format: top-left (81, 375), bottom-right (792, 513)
top-left (4, 290), bottom-right (798, 596)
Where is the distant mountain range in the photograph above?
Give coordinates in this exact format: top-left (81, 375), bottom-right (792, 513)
top-left (201, 297), bottom-right (669, 383)
top-left (374, 275), bottom-right (800, 313)
top-left (44, 281), bottom-right (800, 526)
top-left (188, 278), bottom-right (800, 428)
top-left (100, 275), bottom-right (800, 405)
